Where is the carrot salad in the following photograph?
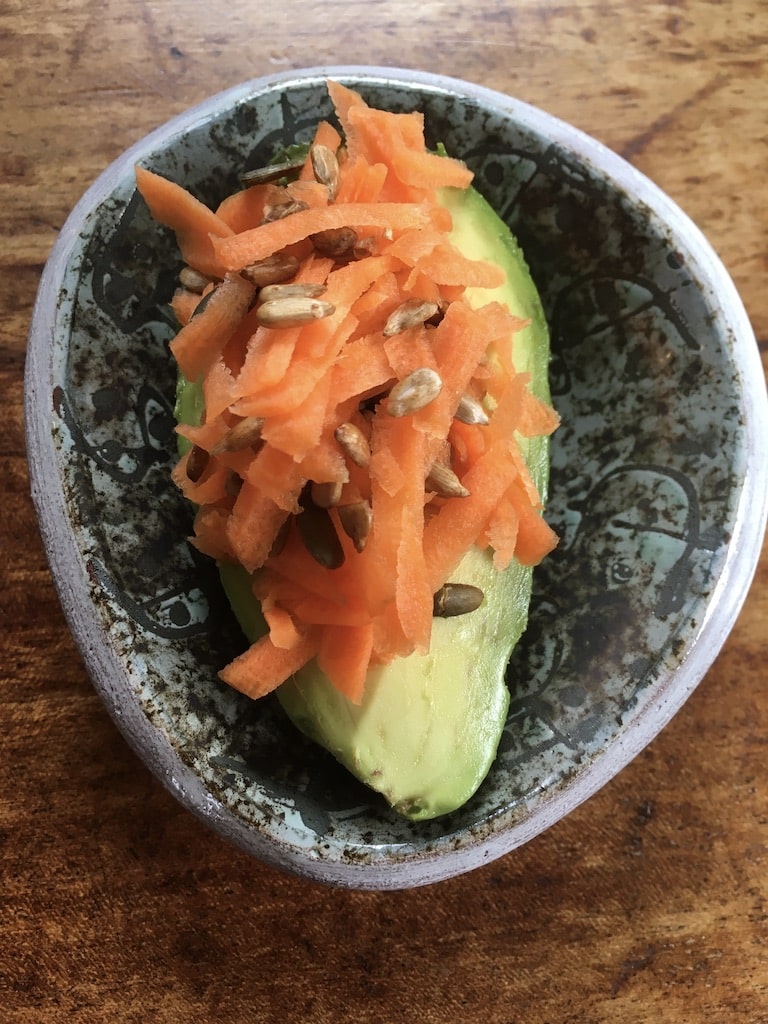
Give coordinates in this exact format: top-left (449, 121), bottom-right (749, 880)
top-left (135, 81), bottom-right (559, 705)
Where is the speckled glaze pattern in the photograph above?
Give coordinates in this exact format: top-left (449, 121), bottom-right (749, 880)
top-left (25, 67), bottom-right (767, 889)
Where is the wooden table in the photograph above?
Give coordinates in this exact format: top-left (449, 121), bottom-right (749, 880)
top-left (3, 2), bottom-right (767, 1020)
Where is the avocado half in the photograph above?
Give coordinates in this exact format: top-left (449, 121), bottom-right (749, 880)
top-left (175, 183), bottom-right (552, 821)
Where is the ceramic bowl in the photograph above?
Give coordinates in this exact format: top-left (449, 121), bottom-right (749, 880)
top-left (25, 66), bottom-right (768, 889)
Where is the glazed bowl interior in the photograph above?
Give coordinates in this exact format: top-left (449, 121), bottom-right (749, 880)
top-left (25, 66), bottom-right (767, 889)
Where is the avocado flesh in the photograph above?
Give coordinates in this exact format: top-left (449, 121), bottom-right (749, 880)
top-left (175, 184), bottom-right (551, 821)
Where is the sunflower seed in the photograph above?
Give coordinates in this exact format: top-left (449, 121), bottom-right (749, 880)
top-left (211, 416), bottom-right (266, 455)
top-left (433, 583), bottom-right (485, 618)
top-left (269, 516), bottom-right (292, 558)
top-left (261, 198), bottom-right (309, 224)
top-left (387, 367), bottom-right (443, 418)
top-left (240, 253), bottom-right (300, 287)
top-left (334, 422), bottom-right (371, 468)
top-left (309, 143), bottom-right (340, 200)
top-left (425, 306), bottom-right (446, 328)
top-left (310, 480), bottom-right (344, 509)
top-left (185, 445), bottom-right (209, 483)
top-left (425, 461), bottom-right (470, 498)
top-left (179, 266), bottom-right (212, 294)
top-left (338, 500), bottom-right (373, 553)
top-left (455, 393), bottom-right (490, 426)
top-left (224, 470), bottom-right (243, 498)
top-left (256, 296), bottom-right (336, 329)
top-left (383, 299), bottom-right (440, 337)
top-left (352, 235), bottom-right (377, 260)
top-left (258, 281), bottom-right (327, 304)
top-left (311, 226), bottom-right (358, 258)
top-left (239, 155), bottom-right (307, 187)
top-left (296, 504), bottom-right (345, 569)
top-left (190, 287), bottom-right (217, 319)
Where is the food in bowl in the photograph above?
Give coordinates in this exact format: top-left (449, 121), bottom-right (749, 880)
top-left (137, 81), bottom-right (559, 820)
top-left (26, 67), bottom-right (765, 888)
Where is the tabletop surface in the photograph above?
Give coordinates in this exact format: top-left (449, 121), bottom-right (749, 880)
top-left (3, 2), bottom-right (767, 1021)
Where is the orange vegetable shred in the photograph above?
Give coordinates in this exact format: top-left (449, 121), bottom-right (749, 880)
top-left (135, 81), bottom-right (559, 704)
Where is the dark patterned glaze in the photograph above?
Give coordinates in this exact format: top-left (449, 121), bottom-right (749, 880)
top-left (25, 68), bottom-right (767, 889)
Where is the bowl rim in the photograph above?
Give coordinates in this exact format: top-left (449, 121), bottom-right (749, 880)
top-left (25, 64), bottom-right (768, 889)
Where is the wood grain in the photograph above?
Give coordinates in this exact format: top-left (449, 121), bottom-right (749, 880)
top-left (2, 1), bottom-right (766, 1021)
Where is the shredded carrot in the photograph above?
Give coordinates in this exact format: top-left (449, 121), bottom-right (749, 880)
top-left (215, 184), bottom-right (270, 233)
top-left (233, 256), bottom-right (395, 420)
top-left (171, 287), bottom-right (202, 327)
top-left (261, 366), bottom-right (335, 461)
top-left (326, 80), bottom-right (472, 202)
top-left (297, 436), bottom-right (350, 486)
top-left (330, 332), bottom-right (394, 407)
top-left (213, 202), bottom-right (435, 271)
top-left (171, 449), bottom-right (229, 506)
top-left (169, 272), bottom-right (254, 383)
top-left (226, 482), bottom-right (290, 575)
top-left (316, 622), bottom-right (374, 705)
top-left (422, 442), bottom-right (521, 593)
top-left (219, 630), bottom-right (319, 700)
top-left (190, 506), bottom-right (237, 563)
top-left (506, 476), bottom-right (560, 566)
top-left (135, 165), bottom-right (233, 278)
top-left (142, 80), bottom-right (559, 704)
top-left (262, 575), bottom-right (371, 628)
top-left (202, 358), bottom-right (238, 423)
top-left (483, 496), bottom-right (521, 572)
top-left (262, 602), bottom-right (305, 650)
top-left (334, 156), bottom-right (388, 204)
top-left (385, 228), bottom-right (504, 290)
top-left (242, 444), bottom-right (305, 514)
top-left (406, 242), bottom-right (506, 290)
